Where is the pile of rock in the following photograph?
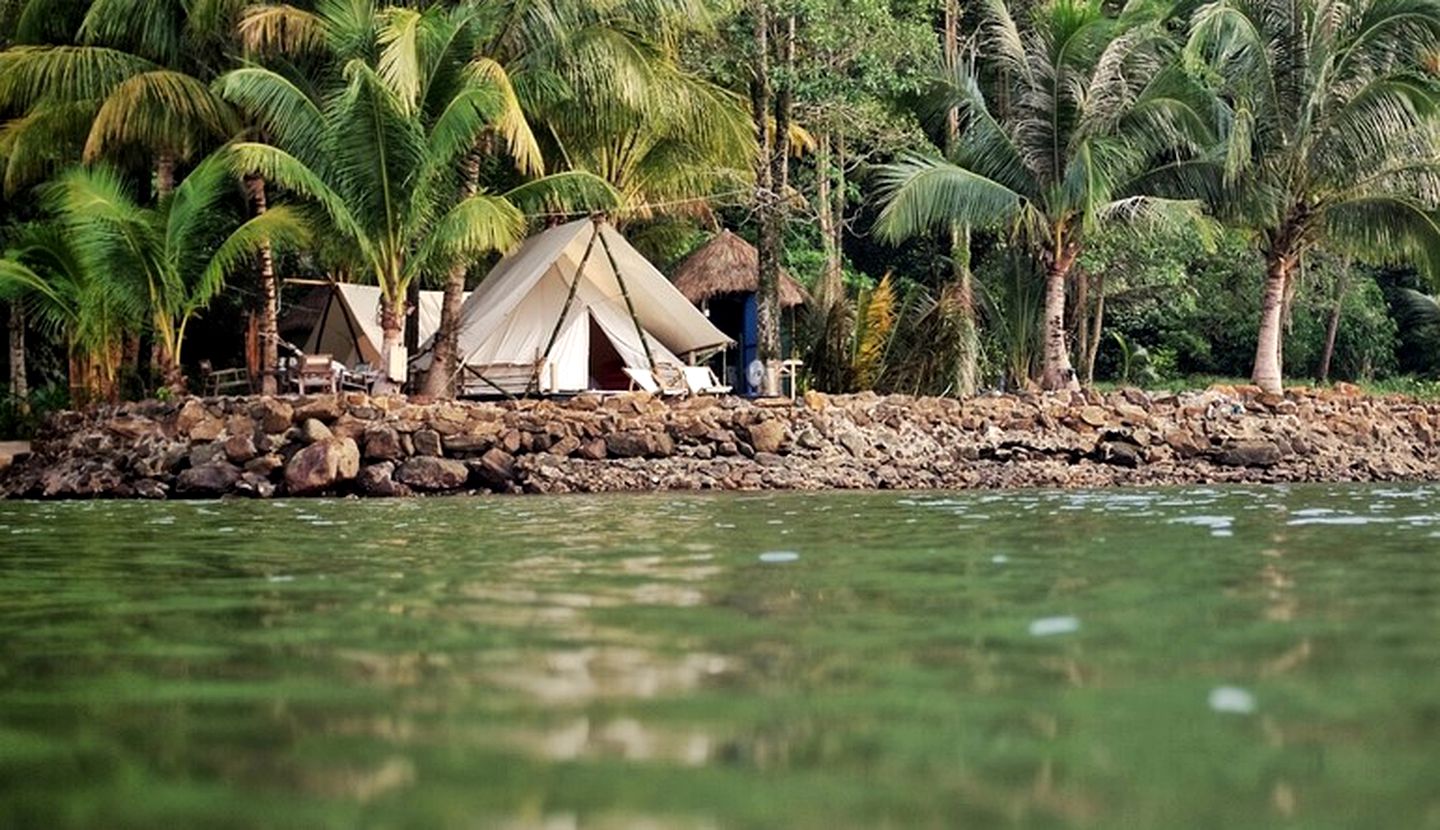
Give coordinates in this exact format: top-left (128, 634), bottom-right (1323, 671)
top-left (2, 383), bottom-right (1437, 499)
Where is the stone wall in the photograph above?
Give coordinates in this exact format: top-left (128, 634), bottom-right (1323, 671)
top-left (2, 384), bottom-right (1438, 499)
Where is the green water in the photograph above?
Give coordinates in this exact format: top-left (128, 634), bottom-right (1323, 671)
top-left (2, 487), bottom-right (1439, 829)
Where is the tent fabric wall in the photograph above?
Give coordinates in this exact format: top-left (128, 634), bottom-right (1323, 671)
top-left (304, 284), bottom-right (461, 370)
top-left (441, 218), bottom-right (730, 394)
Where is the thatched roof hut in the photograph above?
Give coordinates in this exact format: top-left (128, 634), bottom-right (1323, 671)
top-left (671, 230), bottom-right (809, 308)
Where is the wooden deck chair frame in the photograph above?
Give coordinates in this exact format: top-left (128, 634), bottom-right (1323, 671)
top-left (296, 353), bottom-right (337, 395)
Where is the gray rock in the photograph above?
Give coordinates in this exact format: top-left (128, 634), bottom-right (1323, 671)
top-left (747, 419), bottom-right (787, 454)
top-left (412, 429), bottom-right (443, 457)
top-left (1214, 439), bottom-right (1283, 468)
top-left (469, 448), bottom-right (515, 489)
top-left (294, 395), bottom-right (343, 423)
top-left (396, 456), bottom-right (470, 491)
top-left (442, 433), bottom-right (493, 457)
top-left (133, 479), bottom-right (169, 500)
top-left (223, 434), bottom-right (257, 464)
top-left (363, 426), bottom-right (403, 461)
top-left (284, 437), bottom-right (360, 494)
top-left (300, 418), bottom-right (333, 444)
top-left (250, 398), bottom-right (294, 433)
top-left (234, 472), bottom-right (276, 499)
top-left (358, 462), bottom-right (411, 497)
top-left (176, 462), bottom-right (242, 496)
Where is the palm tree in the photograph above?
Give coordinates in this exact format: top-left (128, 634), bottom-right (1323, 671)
top-left (0, 0), bottom-right (238, 195)
top-left (223, 57), bottom-right (616, 393)
top-left (874, 0), bottom-right (1213, 391)
top-left (1, 153), bottom-right (309, 394)
top-left (1182, 0), bottom-right (1440, 394)
top-left (0, 220), bottom-right (144, 402)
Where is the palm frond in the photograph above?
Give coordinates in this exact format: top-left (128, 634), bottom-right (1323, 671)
top-left (874, 155), bottom-right (1027, 243)
top-left (83, 69), bottom-right (237, 161)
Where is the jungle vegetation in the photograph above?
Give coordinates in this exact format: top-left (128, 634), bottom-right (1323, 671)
top-left (3, 0), bottom-right (1440, 432)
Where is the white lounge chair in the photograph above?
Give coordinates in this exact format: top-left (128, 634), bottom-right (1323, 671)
top-left (623, 367), bottom-right (660, 393)
top-left (682, 366), bottom-right (732, 395)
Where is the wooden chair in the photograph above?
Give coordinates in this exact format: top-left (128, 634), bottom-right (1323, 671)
top-left (199, 360), bottom-right (252, 397)
top-left (295, 353), bottom-right (337, 395)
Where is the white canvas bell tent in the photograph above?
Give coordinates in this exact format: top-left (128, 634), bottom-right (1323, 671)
top-left (305, 283), bottom-right (462, 370)
top-left (422, 217), bottom-right (731, 395)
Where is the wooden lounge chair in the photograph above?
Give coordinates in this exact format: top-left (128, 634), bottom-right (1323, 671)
top-left (295, 353), bottom-right (337, 395)
top-left (199, 360), bottom-right (252, 396)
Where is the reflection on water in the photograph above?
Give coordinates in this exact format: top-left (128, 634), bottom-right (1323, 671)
top-left (2, 485), bottom-right (1440, 828)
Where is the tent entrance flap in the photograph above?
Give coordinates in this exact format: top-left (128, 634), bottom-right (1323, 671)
top-left (588, 314), bottom-right (630, 390)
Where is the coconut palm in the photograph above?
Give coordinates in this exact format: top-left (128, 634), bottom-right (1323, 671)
top-left (874, 0), bottom-right (1214, 390)
top-left (0, 221), bottom-right (143, 401)
top-left (1180, 0), bottom-right (1440, 394)
top-left (223, 49), bottom-right (617, 393)
top-left (0, 0), bottom-right (239, 195)
top-left (0, 154), bottom-right (309, 394)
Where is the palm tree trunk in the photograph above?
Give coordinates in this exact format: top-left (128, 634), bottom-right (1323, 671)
top-left (751, 1), bottom-right (778, 395)
top-left (376, 292), bottom-right (407, 395)
top-left (1040, 245), bottom-right (1079, 391)
top-left (155, 153), bottom-right (176, 200)
top-left (1252, 245), bottom-right (1297, 394)
top-left (245, 174), bottom-right (279, 395)
top-left (943, 0), bottom-right (978, 397)
top-left (7, 301), bottom-right (26, 406)
top-left (421, 149), bottom-right (482, 399)
top-left (754, 6), bottom-right (791, 397)
top-left (816, 132), bottom-right (841, 304)
top-left (1317, 263), bottom-right (1350, 383)
top-left (1084, 273), bottom-right (1106, 385)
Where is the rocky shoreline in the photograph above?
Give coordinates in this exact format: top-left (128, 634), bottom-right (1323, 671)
top-left (2, 385), bottom-right (1438, 500)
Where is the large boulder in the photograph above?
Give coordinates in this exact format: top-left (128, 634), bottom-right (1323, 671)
top-left (300, 418), bottom-right (333, 444)
top-left (250, 398), bottom-right (294, 433)
top-left (223, 434), bottom-right (258, 464)
top-left (363, 426), bottom-right (403, 461)
top-left (746, 420), bottom-right (788, 454)
top-left (606, 430), bottom-right (673, 458)
top-left (395, 456), bottom-right (470, 491)
top-left (469, 448), bottom-right (515, 489)
top-left (412, 429), bottom-right (443, 457)
top-left (176, 461), bottom-right (242, 497)
top-left (358, 462), bottom-right (411, 497)
top-left (294, 395), bottom-right (343, 423)
top-left (1214, 439), bottom-right (1284, 468)
top-left (284, 436), bottom-right (360, 494)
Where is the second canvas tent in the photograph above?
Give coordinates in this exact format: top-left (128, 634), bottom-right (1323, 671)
top-left (420, 217), bottom-right (731, 395)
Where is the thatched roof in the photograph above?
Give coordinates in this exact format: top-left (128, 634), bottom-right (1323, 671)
top-left (671, 230), bottom-right (809, 308)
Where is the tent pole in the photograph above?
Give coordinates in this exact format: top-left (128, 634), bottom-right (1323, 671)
top-left (597, 224), bottom-right (657, 371)
top-left (530, 223), bottom-right (602, 393)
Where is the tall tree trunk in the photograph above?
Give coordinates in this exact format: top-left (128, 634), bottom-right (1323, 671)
top-left (155, 153), bottom-right (176, 200)
top-left (751, 1), bottom-right (781, 395)
top-left (1040, 242), bottom-right (1079, 391)
top-left (245, 174), bottom-right (279, 395)
top-left (1317, 261), bottom-right (1350, 383)
top-left (816, 132), bottom-right (842, 304)
top-left (375, 292), bottom-right (407, 395)
top-left (943, 0), bottom-right (978, 397)
top-left (1252, 244), bottom-right (1297, 394)
top-left (756, 11), bottom-right (794, 396)
top-left (832, 133), bottom-right (845, 268)
top-left (1084, 272), bottom-right (1106, 385)
top-left (422, 149), bottom-right (482, 399)
top-left (7, 301), bottom-right (26, 406)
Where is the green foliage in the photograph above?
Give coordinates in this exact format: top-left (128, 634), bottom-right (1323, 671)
top-left (0, 382), bottom-right (65, 438)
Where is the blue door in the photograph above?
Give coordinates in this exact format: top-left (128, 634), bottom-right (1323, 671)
top-left (741, 293), bottom-right (759, 396)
